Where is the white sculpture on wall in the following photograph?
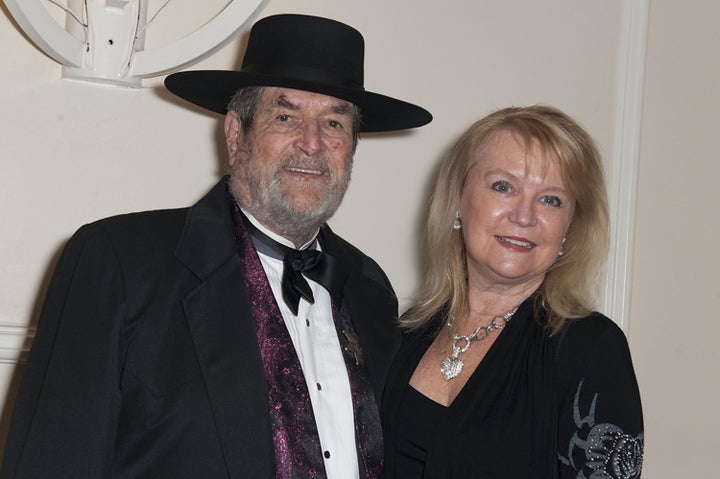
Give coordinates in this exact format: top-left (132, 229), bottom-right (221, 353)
top-left (3, 0), bottom-right (269, 87)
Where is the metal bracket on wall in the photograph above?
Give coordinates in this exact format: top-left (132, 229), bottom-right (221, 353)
top-left (3, 0), bottom-right (269, 87)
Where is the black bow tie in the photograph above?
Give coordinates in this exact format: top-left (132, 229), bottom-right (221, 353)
top-left (241, 215), bottom-right (347, 315)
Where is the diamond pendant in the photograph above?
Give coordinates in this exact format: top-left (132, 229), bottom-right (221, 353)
top-left (440, 356), bottom-right (464, 380)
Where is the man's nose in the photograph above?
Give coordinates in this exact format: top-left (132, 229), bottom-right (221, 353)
top-left (296, 120), bottom-right (322, 155)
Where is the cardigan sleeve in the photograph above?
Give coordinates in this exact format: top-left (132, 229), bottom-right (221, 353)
top-left (555, 315), bottom-right (644, 479)
top-left (1, 224), bottom-right (126, 479)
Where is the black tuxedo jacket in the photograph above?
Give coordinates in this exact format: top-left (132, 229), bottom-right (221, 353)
top-left (1, 178), bottom-right (400, 478)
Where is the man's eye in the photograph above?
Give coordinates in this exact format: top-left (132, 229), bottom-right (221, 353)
top-left (277, 114), bottom-right (291, 122)
top-left (328, 120), bottom-right (343, 129)
top-left (491, 180), bottom-right (512, 193)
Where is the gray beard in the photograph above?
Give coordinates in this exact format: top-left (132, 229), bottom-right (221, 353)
top-left (230, 168), bottom-right (351, 245)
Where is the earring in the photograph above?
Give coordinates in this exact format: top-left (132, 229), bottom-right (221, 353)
top-left (558, 237), bottom-right (566, 256)
top-left (453, 211), bottom-right (462, 231)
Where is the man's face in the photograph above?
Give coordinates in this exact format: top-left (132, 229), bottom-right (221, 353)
top-left (226, 87), bottom-right (355, 245)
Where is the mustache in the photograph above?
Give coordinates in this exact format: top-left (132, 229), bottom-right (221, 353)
top-left (277, 155), bottom-right (331, 174)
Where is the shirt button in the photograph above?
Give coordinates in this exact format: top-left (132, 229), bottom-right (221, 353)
top-left (316, 382), bottom-right (322, 391)
top-left (306, 318), bottom-right (310, 327)
top-left (324, 450), bottom-right (331, 459)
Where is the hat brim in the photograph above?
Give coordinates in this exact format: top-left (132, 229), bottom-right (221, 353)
top-left (164, 70), bottom-right (432, 133)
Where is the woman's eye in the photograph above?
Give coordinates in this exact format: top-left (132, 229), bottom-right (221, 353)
top-left (491, 180), bottom-right (512, 193)
top-left (541, 195), bottom-right (562, 207)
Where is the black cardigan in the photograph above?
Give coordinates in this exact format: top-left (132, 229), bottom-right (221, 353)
top-left (382, 300), bottom-right (644, 478)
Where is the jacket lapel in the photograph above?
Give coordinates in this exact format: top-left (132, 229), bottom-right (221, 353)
top-left (319, 227), bottom-right (401, 405)
top-left (175, 178), bottom-right (275, 478)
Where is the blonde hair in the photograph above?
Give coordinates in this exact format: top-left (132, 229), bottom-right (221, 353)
top-left (401, 105), bottom-right (610, 334)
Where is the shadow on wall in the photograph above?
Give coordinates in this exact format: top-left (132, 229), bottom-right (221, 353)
top-left (152, 82), bottom-right (232, 179)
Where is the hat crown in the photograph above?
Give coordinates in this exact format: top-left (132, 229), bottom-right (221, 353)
top-left (241, 14), bottom-right (365, 90)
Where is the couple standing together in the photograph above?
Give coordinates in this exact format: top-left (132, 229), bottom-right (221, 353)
top-left (1, 13), bottom-right (643, 479)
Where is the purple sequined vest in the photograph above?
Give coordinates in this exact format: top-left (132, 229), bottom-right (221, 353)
top-left (231, 204), bottom-right (383, 478)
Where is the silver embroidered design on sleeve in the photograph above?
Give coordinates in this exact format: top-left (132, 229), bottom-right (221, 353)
top-left (558, 379), bottom-right (643, 479)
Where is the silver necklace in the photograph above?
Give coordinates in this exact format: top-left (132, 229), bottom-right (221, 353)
top-left (440, 306), bottom-right (518, 381)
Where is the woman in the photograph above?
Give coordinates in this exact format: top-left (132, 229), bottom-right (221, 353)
top-left (382, 105), bottom-right (643, 478)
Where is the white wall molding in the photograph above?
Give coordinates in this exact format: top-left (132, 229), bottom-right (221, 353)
top-left (603, 0), bottom-right (650, 332)
top-left (0, 323), bottom-right (35, 364)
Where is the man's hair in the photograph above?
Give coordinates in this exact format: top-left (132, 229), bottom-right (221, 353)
top-left (227, 86), bottom-right (361, 151)
top-left (227, 86), bottom-right (266, 135)
top-left (401, 105), bottom-right (610, 334)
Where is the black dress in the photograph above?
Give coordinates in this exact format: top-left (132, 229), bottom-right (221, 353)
top-left (382, 300), bottom-right (644, 478)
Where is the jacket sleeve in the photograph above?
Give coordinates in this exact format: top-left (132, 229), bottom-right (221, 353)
top-left (1, 224), bottom-right (126, 478)
top-left (556, 316), bottom-right (644, 479)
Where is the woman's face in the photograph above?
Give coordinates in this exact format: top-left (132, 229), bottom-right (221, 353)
top-left (459, 130), bottom-right (575, 291)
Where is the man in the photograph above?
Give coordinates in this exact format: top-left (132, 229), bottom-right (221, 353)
top-left (0, 14), bottom-right (431, 479)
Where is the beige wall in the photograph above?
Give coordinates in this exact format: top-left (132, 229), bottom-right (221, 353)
top-left (630, 1), bottom-right (720, 476)
top-left (0, 0), bottom-right (717, 475)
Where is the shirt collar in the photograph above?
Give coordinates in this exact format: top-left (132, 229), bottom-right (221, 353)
top-left (240, 208), bottom-right (319, 251)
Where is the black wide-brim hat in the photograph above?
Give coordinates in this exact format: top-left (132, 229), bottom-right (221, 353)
top-left (164, 14), bottom-right (432, 132)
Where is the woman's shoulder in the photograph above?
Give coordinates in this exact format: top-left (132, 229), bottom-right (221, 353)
top-left (556, 311), bottom-right (626, 348)
top-left (553, 311), bottom-right (635, 379)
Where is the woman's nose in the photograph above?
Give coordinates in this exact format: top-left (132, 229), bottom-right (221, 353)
top-left (508, 197), bottom-right (538, 227)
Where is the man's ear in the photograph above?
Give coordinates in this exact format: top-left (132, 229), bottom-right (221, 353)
top-left (224, 111), bottom-right (241, 166)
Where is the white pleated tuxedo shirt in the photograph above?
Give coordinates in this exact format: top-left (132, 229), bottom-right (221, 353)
top-left (243, 212), bottom-right (359, 479)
